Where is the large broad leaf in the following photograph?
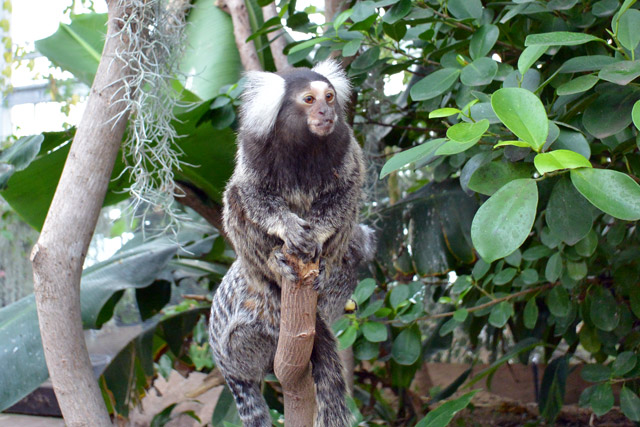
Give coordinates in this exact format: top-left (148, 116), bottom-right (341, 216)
top-left (620, 387), bottom-right (640, 421)
top-left (460, 58), bottom-right (498, 86)
top-left (0, 295), bottom-right (48, 411)
top-left (0, 135), bottom-right (44, 190)
top-left (178, 0), bottom-right (241, 100)
top-left (558, 55), bottom-right (620, 73)
top-left (492, 88), bottom-right (549, 151)
top-left (546, 176), bottom-right (593, 245)
top-left (0, 230), bottom-right (216, 410)
top-left (471, 178), bottom-right (538, 262)
top-left (518, 45), bottom-right (548, 76)
top-left (447, 0), bottom-right (483, 20)
top-left (582, 84), bottom-right (640, 138)
top-left (556, 75), bottom-right (598, 96)
top-left (0, 130), bottom-right (129, 230)
top-left (570, 168), bottom-right (640, 220)
top-left (35, 13), bottom-right (107, 86)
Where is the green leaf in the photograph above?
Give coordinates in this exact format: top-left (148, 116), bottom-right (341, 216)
top-left (534, 150), bottom-right (591, 175)
top-left (525, 31), bottom-right (603, 47)
top-left (439, 317), bottom-right (460, 336)
top-left (592, 0), bottom-right (618, 16)
top-left (612, 352), bottom-right (637, 377)
top-left (382, 0), bottom-right (411, 24)
top-left (559, 55), bottom-right (621, 73)
top-left (333, 8), bottom-right (353, 31)
top-left (582, 85), bottom-right (640, 139)
top-left (178, 0), bottom-right (242, 100)
top-left (362, 321), bottom-right (388, 342)
top-left (353, 338), bottom-right (379, 360)
top-left (468, 160), bottom-right (534, 196)
top-left (448, 0), bottom-right (483, 19)
top-left (556, 75), bottom-right (598, 96)
top-left (452, 275), bottom-right (473, 293)
top-left (570, 168), bottom-right (640, 221)
top-left (618, 9), bottom-right (640, 51)
top-left (446, 120), bottom-right (490, 143)
top-left (590, 287), bottom-right (620, 332)
top-left (0, 135), bottom-right (44, 172)
top-left (581, 364), bottom-right (612, 382)
top-left (382, 21), bottom-right (407, 41)
top-left (491, 88), bottom-right (549, 152)
top-left (524, 298), bottom-right (538, 329)
top-left (453, 308), bottom-right (468, 322)
top-left (352, 278), bottom-right (377, 304)
top-left (545, 253), bottom-right (563, 282)
top-left (35, 13), bottom-right (107, 85)
top-left (411, 68), bottom-right (461, 101)
top-left (289, 36), bottom-right (332, 54)
top-left (488, 301), bottom-right (513, 327)
top-left (461, 57), bottom-right (498, 86)
top-left (337, 324), bottom-right (358, 349)
top-left (0, 296), bottom-right (48, 411)
top-left (434, 139), bottom-right (480, 155)
top-left (590, 383), bottom-right (614, 416)
top-left (379, 138), bottom-right (446, 178)
top-left (517, 45), bottom-right (548, 77)
top-left (429, 107), bottom-right (461, 118)
top-left (554, 130), bottom-right (591, 159)
top-left (416, 391), bottom-right (479, 427)
top-left (539, 356), bottom-right (568, 423)
top-left (471, 179), bottom-right (538, 262)
top-left (470, 25), bottom-right (499, 60)
top-left (620, 387), bottom-right (640, 421)
top-left (493, 140), bottom-right (531, 149)
top-left (575, 230), bottom-right (598, 257)
top-left (546, 176), bottom-right (593, 245)
top-left (546, 286), bottom-right (571, 318)
top-left (389, 284), bottom-right (409, 309)
top-left (598, 60), bottom-right (640, 85)
top-left (391, 325), bottom-right (422, 365)
top-left (633, 100), bottom-right (640, 129)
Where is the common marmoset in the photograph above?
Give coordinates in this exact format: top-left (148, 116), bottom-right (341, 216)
top-left (209, 60), bottom-right (374, 427)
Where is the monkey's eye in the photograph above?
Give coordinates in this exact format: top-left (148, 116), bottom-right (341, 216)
top-left (303, 95), bottom-right (315, 104)
top-left (326, 92), bottom-right (335, 103)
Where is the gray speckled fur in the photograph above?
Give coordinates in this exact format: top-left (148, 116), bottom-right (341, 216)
top-left (208, 61), bottom-right (373, 427)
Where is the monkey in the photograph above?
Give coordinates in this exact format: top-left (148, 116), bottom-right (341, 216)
top-left (208, 60), bottom-right (374, 427)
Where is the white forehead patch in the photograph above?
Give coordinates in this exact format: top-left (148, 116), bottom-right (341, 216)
top-left (311, 60), bottom-right (351, 111)
top-left (309, 81), bottom-right (330, 93)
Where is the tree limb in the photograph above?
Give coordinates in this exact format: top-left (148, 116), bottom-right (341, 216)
top-left (174, 181), bottom-right (226, 239)
top-left (273, 252), bottom-right (319, 426)
top-left (262, 2), bottom-right (289, 72)
top-left (29, 1), bottom-right (133, 425)
top-left (226, 0), bottom-right (262, 71)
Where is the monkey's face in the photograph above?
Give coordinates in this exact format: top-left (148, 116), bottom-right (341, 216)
top-left (296, 81), bottom-right (338, 137)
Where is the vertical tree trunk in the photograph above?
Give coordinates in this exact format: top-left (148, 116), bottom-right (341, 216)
top-left (226, 0), bottom-right (262, 71)
top-left (30, 1), bottom-right (132, 425)
top-left (262, 2), bottom-right (289, 71)
top-left (273, 255), bottom-right (319, 426)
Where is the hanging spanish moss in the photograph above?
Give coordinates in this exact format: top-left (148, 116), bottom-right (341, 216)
top-left (109, 0), bottom-right (191, 238)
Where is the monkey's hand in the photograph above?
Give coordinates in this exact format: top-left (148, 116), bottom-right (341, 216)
top-left (282, 216), bottom-right (321, 262)
top-left (268, 247), bottom-right (298, 283)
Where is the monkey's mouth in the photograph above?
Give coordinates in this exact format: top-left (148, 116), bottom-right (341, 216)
top-left (309, 118), bottom-right (335, 136)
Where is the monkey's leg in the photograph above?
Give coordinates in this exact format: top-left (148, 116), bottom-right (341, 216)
top-left (311, 315), bottom-right (352, 427)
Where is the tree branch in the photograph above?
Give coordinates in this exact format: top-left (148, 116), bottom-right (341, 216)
top-left (226, 0), bottom-right (262, 71)
top-left (29, 1), bottom-right (133, 425)
top-left (174, 181), bottom-right (226, 239)
top-left (262, 2), bottom-right (289, 71)
top-left (273, 252), bottom-right (320, 426)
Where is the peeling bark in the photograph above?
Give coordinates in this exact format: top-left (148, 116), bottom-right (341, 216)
top-left (30, 1), bottom-right (132, 425)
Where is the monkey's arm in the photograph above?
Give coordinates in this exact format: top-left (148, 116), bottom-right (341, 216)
top-left (227, 182), bottom-right (318, 258)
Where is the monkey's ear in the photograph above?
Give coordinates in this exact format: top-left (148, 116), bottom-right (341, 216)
top-left (312, 60), bottom-right (351, 108)
top-left (240, 71), bottom-right (287, 136)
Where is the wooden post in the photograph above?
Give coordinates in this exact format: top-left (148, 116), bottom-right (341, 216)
top-left (273, 253), bottom-right (320, 427)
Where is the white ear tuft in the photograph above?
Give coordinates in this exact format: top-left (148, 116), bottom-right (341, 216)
top-left (240, 71), bottom-right (287, 136)
top-left (312, 60), bottom-right (351, 109)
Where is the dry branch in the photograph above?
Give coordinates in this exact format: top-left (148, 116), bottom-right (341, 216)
top-left (273, 253), bottom-right (320, 426)
top-left (29, 1), bottom-right (132, 425)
